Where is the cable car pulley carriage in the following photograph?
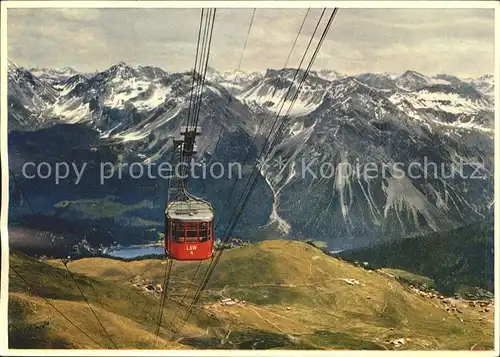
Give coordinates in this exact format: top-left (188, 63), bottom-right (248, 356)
top-left (164, 126), bottom-right (215, 261)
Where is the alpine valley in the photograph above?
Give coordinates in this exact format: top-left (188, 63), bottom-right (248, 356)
top-left (7, 60), bottom-right (494, 254)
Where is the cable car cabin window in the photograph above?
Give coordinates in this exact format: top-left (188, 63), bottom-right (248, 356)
top-left (199, 222), bottom-right (208, 242)
top-left (171, 221), bottom-right (187, 243)
top-left (185, 222), bottom-right (198, 242)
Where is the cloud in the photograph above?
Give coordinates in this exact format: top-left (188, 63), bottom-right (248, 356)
top-left (6, 7), bottom-right (495, 77)
top-left (52, 8), bottom-right (101, 21)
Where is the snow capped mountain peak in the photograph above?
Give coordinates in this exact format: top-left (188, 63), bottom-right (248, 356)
top-left (395, 70), bottom-right (431, 91)
top-left (113, 61), bottom-right (128, 68)
top-left (27, 66), bottom-right (80, 85)
top-left (7, 61), bottom-right (494, 243)
top-left (237, 67), bottom-right (329, 117)
top-left (204, 65), bottom-right (220, 77)
top-left (263, 68), bottom-right (306, 81)
top-left (477, 74), bottom-right (493, 81)
top-left (380, 72), bottom-right (400, 80)
top-left (311, 69), bottom-right (345, 82)
top-left (355, 72), bottom-right (398, 91)
top-left (400, 69), bottom-right (427, 78)
top-left (433, 73), bottom-right (462, 85)
top-left (106, 62), bottom-right (138, 79)
top-left (419, 82), bottom-right (486, 102)
top-left (135, 65), bottom-right (168, 79)
top-left (205, 67), bottom-right (264, 94)
top-left (8, 59), bottom-right (18, 70)
top-left (8, 64), bottom-right (60, 131)
top-left (461, 75), bottom-right (494, 98)
top-left (8, 61), bottom-right (495, 138)
top-left (88, 63), bottom-right (169, 83)
top-left (220, 69), bottom-right (263, 83)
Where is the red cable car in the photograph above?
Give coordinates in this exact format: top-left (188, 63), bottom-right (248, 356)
top-left (164, 199), bottom-right (214, 261)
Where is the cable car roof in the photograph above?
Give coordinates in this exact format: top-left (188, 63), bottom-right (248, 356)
top-left (165, 200), bottom-right (214, 221)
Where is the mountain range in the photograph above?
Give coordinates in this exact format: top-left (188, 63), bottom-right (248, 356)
top-left (7, 60), bottom-right (494, 251)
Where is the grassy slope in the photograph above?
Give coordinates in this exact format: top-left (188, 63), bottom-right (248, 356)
top-left (9, 252), bottom-right (207, 349)
top-left (378, 268), bottom-right (436, 289)
top-left (338, 219), bottom-right (494, 294)
top-left (23, 240), bottom-right (494, 350)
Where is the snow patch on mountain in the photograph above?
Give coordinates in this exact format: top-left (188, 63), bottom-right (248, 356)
top-left (238, 85), bottom-right (324, 117)
top-left (103, 79), bottom-right (172, 111)
top-left (7, 61), bottom-right (495, 243)
top-left (461, 75), bottom-right (494, 97)
top-left (110, 105), bottom-right (185, 143)
top-left (311, 69), bottom-right (346, 82)
top-left (393, 70), bottom-right (468, 91)
top-left (8, 59), bottom-right (18, 69)
top-left (206, 67), bottom-right (264, 94)
top-left (382, 175), bottom-right (439, 231)
top-left (261, 171), bottom-right (292, 235)
top-left (29, 66), bottom-right (80, 84)
top-left (390, 90), bottom-right (489, 115)
top-left (388, 89), bottom-right (493, 134)
top-left (237, 69), bottom-right (328, 117)
top-left (7, 65), bottom-right (60, 130)
top-left (51, 97), bottom-right (92, 124)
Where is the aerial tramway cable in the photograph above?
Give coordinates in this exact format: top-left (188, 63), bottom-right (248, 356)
top-left (184, 7), bottom-right (328, 323)
top-left (178, 9), bottom-right (313, 320)
top-left (189, 9), bottom-right (211, 133)
top-left (173, 7), bottom-right (259, 315)
top-left (9, 171), bottom-right (119, 349)
top-left (283, 8), bottom-right (311, 69)
top-left (213, 8), bottom-right (311, 230)
top-left (236, 8), bottom-right (256, 71)
top-left (221, 8), bottom-right (338, 258)
top-left (183, 8), bottom-right (339, 323)
top-left (193, 9), bottom-right (217, 132)
top-left (270, 8), bottom-right (311, 97)
top-left (186, 9), bottom-right (206, 130)
top-left (10, 267), bottom-right (105, 348)
top-left (219, 9), bottom-right (337, 248)
top-left (153, 8), bottom-right (217, 343)
top-left (153, 258), bottom-right (173, 347)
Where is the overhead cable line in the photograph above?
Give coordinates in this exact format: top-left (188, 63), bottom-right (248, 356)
top-left (153, 258), bottom-right (174, 347)
top-left (154, 8), bottom-right (217, 341)
top-left (9, 171), bottom-right (118, 349)
top-left (190, 9), bottom-right (212, 131)
top-left (184, 8), bottom-right (338, 322)
top-left (193, 9), bottom-right (217, 132)
top-left (10, 267), bottom-right (105, 349)
top-left (176, 8), bottom-right (258, 314)
top-left (284, 8), bottom-right (311, 69)
top-left (236, 8), bottom-right (256, 71)
top-left (187, 10), bottom-right (329, 316)
top-left (213, 7), bottom-right (311, 229)
top-left (214, 8), bottom-right (326, 240)
top-left (186, 9), bottom-right (206, 129)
